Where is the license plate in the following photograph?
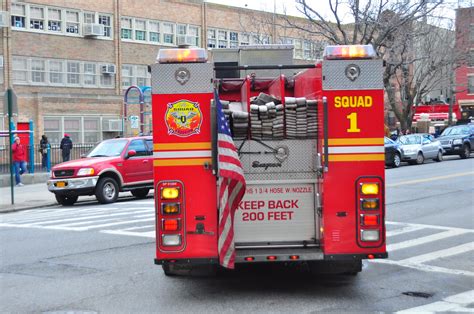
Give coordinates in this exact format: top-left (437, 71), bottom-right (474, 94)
top-left (55, 181), bottom-right (66, 188)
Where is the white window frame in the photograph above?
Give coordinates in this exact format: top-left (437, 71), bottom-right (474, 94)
top-left (121, 64), bottom-right (151, 89)
top-left (148, 21), bottom-right (160, 43)
top-left (65, 10), bottom-right (80, 35)
top-left (207, 29), bottom-right (216, 48)
top-left (135, 19), bottom-right (147, 41)
top-left (49, 60), bottom-right (64, 85)
top-left (29, 5), bottom-right (45, 31)
top-left (121, 17), bottom-right (133, 40)
top-left (11, 3), bottom-right (27, 29)
top-left (47, 8), bottom-right (62, 32)
top-left (163, 22), bottom-right (175, 45)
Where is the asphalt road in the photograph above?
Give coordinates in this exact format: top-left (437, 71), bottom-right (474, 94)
top-left (1, 156), bottom-right (473, 313)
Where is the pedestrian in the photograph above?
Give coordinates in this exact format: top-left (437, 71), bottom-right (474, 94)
top-left (39, 134), bottom-right (49, 170)
top-left (12, 136), bottom-right (27, 187)
top-left (60, 133), bottom-right (73, 162)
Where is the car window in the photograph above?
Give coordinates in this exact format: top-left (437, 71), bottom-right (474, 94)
top-left (442, 127), bottom-right (468, 136)
top-left (399, 135), bottom-right (421, 145)
top-left (145, 139), bottom-right (153, 155)
top-left (384, 137), bottom-right (391, 145)
top-left (87, 139), bottom-right (128, 157)
top-left (127, 139), bottom-right (148, 157)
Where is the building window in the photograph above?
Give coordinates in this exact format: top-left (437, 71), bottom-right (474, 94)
top-left (11, 3), bottom-right (26, 28)
top-left (469, 76), bottom-right (474, 94)
top-left (83, 12), bottom-right (95, 24)
top-left (122, 65), bottom-right (133, 88)
top-left (100, 74), bottom-right (113, 87)
top-left (47, 8), bottom-right (61, 32)
top-left (469, 50), bottom-right (474, 68)
top-left (149, 21), bottom-right (160, 43)
top-left (98, 14), bottom-right (112, 37)
top-left (470, 25), bottom-right (474, 43)
top-left (49, 60), bottom-right (64, 84)
top-left (304, 41), bottom-right (312, 59)
top-left (31, 59), bottom-right (46, 83)
top-left (12, 57), bottom-right (28, 83)
top-left (218, 30), bottom-right (227, 48)
top-left (136, 65), bottom-right (150, 86)
top-left (30, 6), bottom-right (45, 30)
top-left (121, 18), bottom-right (133, 39)
top-left (64, 117), bottom-right (81, 143)
top-left (66, 10), bottom-right (79, 34)
top-left (240, 33), bottom-right (250, 46)
top-left (84, 118), bottom-right (100, 143)
top-left (135, 19), bottom-right (147, 41)
top-left (67, 61), bottom-right (81, 85)
top-left (207, 29), bottom-right (216, 48)
top-left (294, 39), bottom-right (303, 59)
top-left (44, 117), bottom-right (62, 144)
top-left (163, 23), bottom-right (174, 44)
top-left (83, 63), bottom-right (97, 86)
top-left (188, 26), bottom-right (199, 46)
top-left (230, 32), bottom-right (239, 48)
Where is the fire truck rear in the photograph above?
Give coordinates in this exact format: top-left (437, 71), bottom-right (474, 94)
top-left (151, 44), bottom-right (387, 276)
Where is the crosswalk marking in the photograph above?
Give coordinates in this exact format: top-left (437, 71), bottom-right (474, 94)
top-left (396, 290), bottom-right (474, 313)
top-left (387, 229), bottom-right (467, 251)
top-left (386, 225), bottom-right (424, 237)
top-left (399, 242), bottom-right (474, 264)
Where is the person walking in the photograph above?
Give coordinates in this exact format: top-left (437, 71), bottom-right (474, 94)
top-left (12, 136), bottom-right (27, 187)
top-left (40, 134), bottom-right (49, 170)
top-left (60, 133), bottom-right (73, 162)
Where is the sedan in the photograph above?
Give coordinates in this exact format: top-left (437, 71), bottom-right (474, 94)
top-left (384, 137), bottom-right (402, 167)
top-left (397, 134), bottom-right (444, 165)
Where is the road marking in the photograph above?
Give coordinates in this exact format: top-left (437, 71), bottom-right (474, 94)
top-left (396, 290), bottom-right (474, 313)
top-left (387, 171), bottom-right (474, 187)
top-left (71, 217), bottom-right (155, 230)
top-left (386, 221), bottom-right (474, 233)
top-left (101, 230), bottom-right (155, 238)
top-left (386, 225), bottom-right (424, 237)
top-left (399, 242), bottom-right (474, 264)
top-left (387, 229), bottom-right (466, 251)
top-left (121, 224), bottom-right (155, 231)
top-left (372, 259), bottom-right (474, 277)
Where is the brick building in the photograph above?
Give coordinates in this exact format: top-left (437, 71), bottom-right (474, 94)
top-left (455, 6), bottom-right (474, 122)
top-left (0, 0), bottom-right (325, 144)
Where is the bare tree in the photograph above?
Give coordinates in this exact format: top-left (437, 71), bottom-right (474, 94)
top-left (281, 0), bottom-right (463, 131)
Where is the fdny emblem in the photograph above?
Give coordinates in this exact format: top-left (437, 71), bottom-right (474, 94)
top-left (165, 100), bottom-right (202, 137)
top-left (175, 67), bottom-right (190, 85)
top-left (345, 64), bottom-right (361, 81)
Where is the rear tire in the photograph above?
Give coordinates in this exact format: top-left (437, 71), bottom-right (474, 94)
top-left (392, 153), bottom-right (401, 168)
top-left (95, 177), bottom-right (119, 204)
top-left (434, 150), bottom-right (443, 162)
top-left (131, 188), bottom-right (149, 199)
top-left (416, 152), bottom-right (424, 165)
top-left (55, 194), bottom-right (78, 206)
top-left (460, 145), bottom-right (470, 159)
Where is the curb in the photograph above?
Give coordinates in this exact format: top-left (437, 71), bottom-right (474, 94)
top-left (0, 202), bottom-right (59, 214)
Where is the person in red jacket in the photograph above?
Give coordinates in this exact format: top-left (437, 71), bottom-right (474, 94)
top-left (12, 136), bottom-right (27, 186)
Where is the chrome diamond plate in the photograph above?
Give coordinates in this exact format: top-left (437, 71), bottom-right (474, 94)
top-left (322, 59), bottom-right (383, 90)
top-left (151, 63), bottom-right (213, 94)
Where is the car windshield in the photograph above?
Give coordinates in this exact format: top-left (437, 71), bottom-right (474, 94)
top-left (441, 127), bottom-right (469, 136)
top-left (87, 139), bottom-right (128, 157)
top-left (398, 135), bottom-right (421, 145)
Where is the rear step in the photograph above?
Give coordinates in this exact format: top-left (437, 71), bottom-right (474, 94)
top-left (236, 247), bottom-right (323, 263)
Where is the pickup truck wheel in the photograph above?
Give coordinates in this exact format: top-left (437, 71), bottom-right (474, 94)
top-left (95, 177), bottom-right (119, 204)
top-left (460, 145), bottom-right (470, 159)
top-left (55, 194), bottom-right (78, 206)
top-left (416, 152), bottom-right (425, 164)
top-left (434, 150), bottom-right (443, 162)
top-left (131, 188), bottom-right (149, 199)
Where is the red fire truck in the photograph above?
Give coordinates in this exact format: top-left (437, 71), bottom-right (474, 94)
top-left (151, 45), bottom-right (387, 276)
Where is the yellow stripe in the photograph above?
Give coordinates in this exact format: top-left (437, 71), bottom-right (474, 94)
top-left (154, 142), bottom-right (212, 151)
top-left (328, 154), bottom-right (385, 162)
top-left (154, 158), bottom-right (212, 167)
top-left (328, 138), bottom-right (384, 146)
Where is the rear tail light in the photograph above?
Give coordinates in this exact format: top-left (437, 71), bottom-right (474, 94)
top-left (361, 214), bottom-right (379, 226)
top-left (361, 198), bottom-right (379, 210)
top-left (162, 203), bottom-right (180, 214)
top-left (162, 234), bottom-right (182, 246)
top-left (162, 219), bottom-right (180, 231)
top-left (161, 187), bottom-right (180, 199)
top-left (360, 183), bottom-right (379, 195)
top-left (361, 229), bottom-right (380, 242)
top-left (267, 256), bottom-right (277, 261)
top-left (289, 255), bottom-right (299, 260)
top-left (244, 257), bottom-right (255, 262)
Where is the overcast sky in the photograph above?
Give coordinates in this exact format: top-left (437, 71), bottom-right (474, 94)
top-left (205, 0), bottom-right (459, 27)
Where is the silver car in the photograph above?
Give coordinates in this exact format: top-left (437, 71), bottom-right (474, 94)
top-left (397, 134), bottom-right (444, 165)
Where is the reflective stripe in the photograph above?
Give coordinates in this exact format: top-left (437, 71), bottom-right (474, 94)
top-left (328, 154), bottom-right (384, 162)
top-left (328, 138), bottom-right (384, 146)
top-left (328, 146), bottom-right (384, 154)
top-left (154, 142), bottom-right (211, 150)
top-left (153, 158), bottom-right (211, 167)
top-left (153, 150), bottom-right (211, 159)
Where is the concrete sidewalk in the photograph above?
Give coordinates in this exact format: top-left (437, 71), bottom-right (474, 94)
top-left (0, 182), bottom-right (58, 213)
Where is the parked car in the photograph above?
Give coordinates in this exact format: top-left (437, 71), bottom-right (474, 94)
top-left (437, 124), bottom-right (474, 159)
top-left (397, 134), bottom-right (444, 165)
top-left (384, 137), bottom-right (402, 168)
top-left (47, 136), bottom-right (154, 206)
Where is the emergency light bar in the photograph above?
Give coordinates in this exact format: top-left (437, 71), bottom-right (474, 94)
top-left (157, 47), bottom-right (208, 63)
top-left (323, 45), bottom-right (376, 60)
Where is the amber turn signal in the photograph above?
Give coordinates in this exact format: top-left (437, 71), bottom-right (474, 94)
top-left (162, 203), bottom-right (180, 214)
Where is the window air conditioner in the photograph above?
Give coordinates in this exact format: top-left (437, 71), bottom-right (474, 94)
top-left (83, 23), bottom-right (104, 37)
top-left (177, 35), bottom-right (196, 46)
top-left (0, 11), bottom-right (8, 28)
top-left (107, 119), bottom-right (122, 132)
top-left (101, 64), bottom-right (116, 75)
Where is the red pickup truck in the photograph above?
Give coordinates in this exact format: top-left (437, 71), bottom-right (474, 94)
top-left (47, 136), bottom-right (154, 206)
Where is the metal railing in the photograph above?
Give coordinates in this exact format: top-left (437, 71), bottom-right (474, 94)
top-left (0, 143), bottom-right (95, 173)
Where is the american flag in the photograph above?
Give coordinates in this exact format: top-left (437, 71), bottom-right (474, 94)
top-left (215, 90), bottom-right (246, 269)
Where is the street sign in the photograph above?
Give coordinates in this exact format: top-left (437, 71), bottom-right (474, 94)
top-left (129, 115), bottom-right (139, 129)
top-left (3, 88), bottom-right (18, 116)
